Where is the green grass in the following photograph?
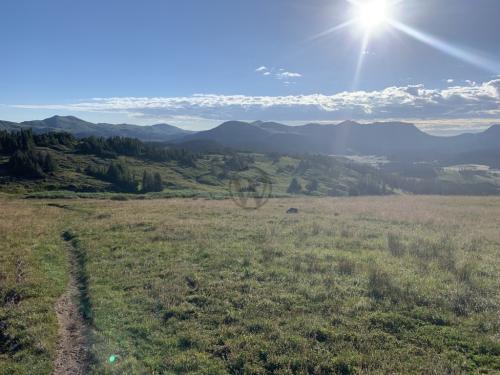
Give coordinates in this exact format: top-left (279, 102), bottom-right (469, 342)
top-left (0, 199), bottom-right (70, 374)
top-left (3, 141), bottom-right (500, 198)
top-left (1, 196), bottom-right (499, 374)
top-left (0, 147), bottom-right (416, 199)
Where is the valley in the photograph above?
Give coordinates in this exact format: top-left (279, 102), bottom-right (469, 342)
top-left (2, 123), bottom-right (500, 198)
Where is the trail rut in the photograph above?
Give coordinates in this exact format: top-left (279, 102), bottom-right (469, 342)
top-left (54, 235), bottom-right (90, 375)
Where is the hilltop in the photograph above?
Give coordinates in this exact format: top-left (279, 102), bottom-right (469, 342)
top-left (0, 115), bottom-right (192, 142)
top-left (3, 116), bottom-right (500, 165)
top-left (180, 120), bottom-right (500, 162)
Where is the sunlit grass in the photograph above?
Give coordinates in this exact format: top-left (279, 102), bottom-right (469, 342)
top-left (72, 196), bottom-right (500, 373)
top-left (0, 198), bottom-right (70, 374)
top-left (1, 196), bottom-right (499, 374)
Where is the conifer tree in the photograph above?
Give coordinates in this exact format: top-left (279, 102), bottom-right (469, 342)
top-left (287, 178), bottom-right (302, 194)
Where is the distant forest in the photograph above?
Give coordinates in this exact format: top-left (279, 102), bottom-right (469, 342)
top-left (1, 129), bottom-right (499, 196)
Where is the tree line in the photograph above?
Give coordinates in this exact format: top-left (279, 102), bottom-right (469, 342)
top-left (85, 162), bottom-right (164, 193)
top-left (0, 129), bottom-right (189, 187)
top-left (0, 129), bottom-right (60, 178)
top-left (77, 136), bottom-right (196, 166)
top-left (0, 129), bottom-right (75, 153)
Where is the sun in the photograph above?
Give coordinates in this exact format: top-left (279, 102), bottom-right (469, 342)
top-left (355, 0), bottom-right (390, 31)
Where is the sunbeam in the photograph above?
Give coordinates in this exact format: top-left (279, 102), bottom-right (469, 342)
top-left (308, 19), bottom-right (356, 42)
top-left (352, 32), bottom-right (371, 89)
top-left (389, 20), bottom-right (500, 74)
top-left (307, 0), bottom-right (500, 87)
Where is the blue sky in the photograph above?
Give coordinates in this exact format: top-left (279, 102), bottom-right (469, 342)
top-left (1, 0), bottom-right (499, 133)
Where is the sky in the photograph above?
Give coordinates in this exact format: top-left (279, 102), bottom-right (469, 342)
top-left (1, 0), bottom-right (499, 134)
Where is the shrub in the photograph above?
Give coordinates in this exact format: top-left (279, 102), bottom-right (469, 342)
top-left (452, 287), bottom-right (477, 317)
top-left (261, 244), bottom-right (283, 263)
top-left (306, 179), bottom-right (319, 193)
top-left (435, 236), bottom-right (456, 272)
top-left (307, 327), bottom-right (331, 343)
top-left (369, 312), bottom-right (418, 334)
top-left (465, 238), bottom-right (481, 254)
top-left (408, 236), bottom-right (456, 272)
top-left (340, 226), bottom-right (351, 238)
top-left (110, 195), bottom-right (129, 201)
top-left (331, 359), bottom-right (356, 375)
top-left (368, 267), bottom-right (398, 301)
top-left (177, 335), bottom-right (195, 350)
top-left (337, 257), bottom-right (356, 275)
top-left (387, 233), bottom-right (405, 257)
top-left (455, 262), bottom-right (475, 284)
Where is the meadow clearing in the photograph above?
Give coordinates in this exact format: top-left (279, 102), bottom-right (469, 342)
top-left (0, 195), bottom-right (499, 374)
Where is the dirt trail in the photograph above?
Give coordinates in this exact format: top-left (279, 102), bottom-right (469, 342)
top-left (54, 239), bottom-right (90, 375)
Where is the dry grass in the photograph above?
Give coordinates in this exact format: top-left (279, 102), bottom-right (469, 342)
top-left (1, 195), bottom-right (499, 374)
top-left (72, 196), bottom-right (500, 374)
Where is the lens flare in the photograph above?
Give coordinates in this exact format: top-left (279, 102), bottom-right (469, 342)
top-left (389, 19), bottom-right (500, 74)
top-left (307, 0), bottom-right (499, 89)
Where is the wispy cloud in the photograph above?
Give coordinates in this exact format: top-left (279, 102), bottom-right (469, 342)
top-left (11, 79), bottom-right (500, 125)
top-left (276, 71), bottom-right (302, 79)
top-left (255, 66), bottom-right (303, 83)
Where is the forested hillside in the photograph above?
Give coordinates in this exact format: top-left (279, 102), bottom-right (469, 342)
top-left (1, 129), bottom-right (500, 197)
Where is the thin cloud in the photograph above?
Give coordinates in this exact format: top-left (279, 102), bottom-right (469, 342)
top-left (276, 71), bottom-right (302, 79)
top-left (255, 66), bottom-right (303, 83)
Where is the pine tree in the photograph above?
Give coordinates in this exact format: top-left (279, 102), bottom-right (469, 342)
top-left (8, 150), bottom-right (44, 178)
top-left (43, 153), bottom-right (57, 173)
top-left (142, 171), bottom-right (163, 192)
top-left (19, 129), bottom-right (35, 151)
top-left (153, 172), bottom-right (163, 192)
top-left (287, 178), bottom-right (302, 194)
top-left (142, 170), bottom-right (154, 192)
top-left (106, 162), bottom-right (137, 192)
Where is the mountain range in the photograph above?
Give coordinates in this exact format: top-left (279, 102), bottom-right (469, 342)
top-left (180, 120), bottom-right (500, 162)
top-left (1, 116), bottom-right (499, 162)
top-left (0, 115), bottom-right (192, 141)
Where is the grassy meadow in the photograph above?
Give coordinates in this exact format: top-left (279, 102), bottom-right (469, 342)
top-left (0, 195), bottom-right (499, 374)
top-left (0, 197), bottom-right (69, 374)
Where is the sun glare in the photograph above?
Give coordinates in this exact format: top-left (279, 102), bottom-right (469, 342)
top-left (356, 0), bottom-right (390, 31)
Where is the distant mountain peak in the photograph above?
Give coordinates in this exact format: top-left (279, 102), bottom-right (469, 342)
top-left (45, 115), bottom-right (85, 121)
top-left (9, 116), bottom-right (192, 141)
top-left (217, 120), bottom-right (256, 129)
top-left (337, 120), bottom-right (360, 126)
top-left (48, 115), bottom-right (73, 119)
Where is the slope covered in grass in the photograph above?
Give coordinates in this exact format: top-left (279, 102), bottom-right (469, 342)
top-left (0, 198), bottom-right (72, 374)
top-left (56, 196), bottom-right (500, 374)
top-left (2, 129), bottom-right (500, 197)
